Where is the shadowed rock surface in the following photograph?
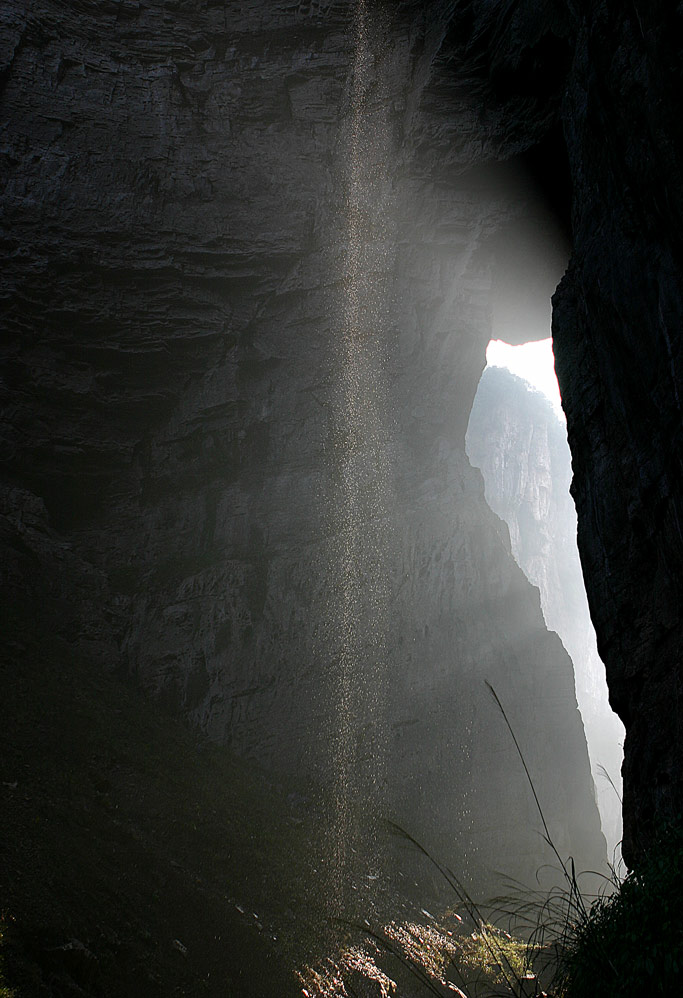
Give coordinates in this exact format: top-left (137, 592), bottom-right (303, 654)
top-left (6, 0), bottom-right (682, 988)
top-left (0, 0), bottom-right (604, 904)
top-left (550, 0), bottom-right (683, 867)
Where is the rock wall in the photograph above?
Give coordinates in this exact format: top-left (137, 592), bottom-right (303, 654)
top-left (467, 366), bottom-right (624, 857)
top-left (551, 0), bottom-right (683, 866)
top-left (1, 0), bottom-right (606, 887)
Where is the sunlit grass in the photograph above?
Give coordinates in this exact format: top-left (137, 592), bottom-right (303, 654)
top-left (298, 911), bottom-right (537, 998)
top-left (455, 922), bottom-right (529, 989)
top-left (299, 942), bottom-right (396, 998)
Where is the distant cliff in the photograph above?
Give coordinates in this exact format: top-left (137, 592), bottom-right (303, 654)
top-left (467, 365), bottom-right (624, 857)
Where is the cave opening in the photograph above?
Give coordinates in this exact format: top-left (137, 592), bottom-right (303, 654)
top-left (4, 0), bottom-right (662, 994)
top-left (466, 337), bottom-right (625, 862)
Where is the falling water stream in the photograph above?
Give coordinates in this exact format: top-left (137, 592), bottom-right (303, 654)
top-left (324, 0), bottom-right (397, 911)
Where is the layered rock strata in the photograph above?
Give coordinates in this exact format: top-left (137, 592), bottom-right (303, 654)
top-left (1, 0), bottom-right (605, 889)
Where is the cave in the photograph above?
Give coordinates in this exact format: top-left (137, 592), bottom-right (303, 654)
top-left (1, 1), bottom-right (682, 995)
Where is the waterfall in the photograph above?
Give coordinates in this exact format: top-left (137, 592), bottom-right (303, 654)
top-left (323, 0), bottom-right (397, 908)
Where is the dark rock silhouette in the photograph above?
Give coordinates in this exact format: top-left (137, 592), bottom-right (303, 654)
top-left (551, 0), bottom-right (683, 868)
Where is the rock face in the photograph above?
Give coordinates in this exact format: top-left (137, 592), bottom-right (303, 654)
top-left (467, 366), bottom-right (624, 857)
top-left (1, 0), bottom-right (608, 893)
top-left (551, 0), bottom-right (683, 866)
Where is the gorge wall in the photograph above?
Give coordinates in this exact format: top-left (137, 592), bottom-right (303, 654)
top-left (10, 0), bottom-right (683, 913)
top-left (467, 366), bottom-right (624, 857)
top-left (0, 0), bottom-right (609, 895)
top-left (550, 0), bottom-right (683, 866)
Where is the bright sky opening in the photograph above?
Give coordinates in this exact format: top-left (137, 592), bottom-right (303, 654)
top-left (486, 338), bottom-right (563, 415)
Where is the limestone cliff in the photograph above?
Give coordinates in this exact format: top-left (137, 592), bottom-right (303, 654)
top-left (550, 0), bottom-right (683, 866)
top-left (1, 0), bottom-right (606, 897)
top-left (424, 0), bottom-right (683, 870)
top-left (467, 365), bottom-right (624, 857)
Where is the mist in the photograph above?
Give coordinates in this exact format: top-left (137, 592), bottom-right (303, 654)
top-left (467, 356), bottom-right (625, 861)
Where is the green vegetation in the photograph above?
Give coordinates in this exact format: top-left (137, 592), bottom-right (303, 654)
top-left (454, 922), bottom-right (529, 989)
top-left (299, 913), bottom-right (536, 998)
top-left (5, 589), bottom-right (681, 997)
top-left (296, 688), bottom-right (683, 998)
top-left (557, 825), bottom-right (683, 997)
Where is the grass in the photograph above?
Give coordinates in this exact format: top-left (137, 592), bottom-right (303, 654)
top-left (6, 591), bottom-right (678, 998)
top-left (361, 687), bottom-right (683, 998)
top-left (454, 923), bottom-right (529, 990)
top-left (297, 680), bottom-right (626, 998)
top-left (298, 904), bottom-right (540, 998)
top-left (484, 680), bottom-right (683, 996)
top-left (555, 824), bottom-right (683, 997)
top-left (297, 806), bottom-right (554, 998)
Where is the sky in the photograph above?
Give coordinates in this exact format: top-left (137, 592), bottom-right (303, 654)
top-left (486, 338), bottom-right (563, 415)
